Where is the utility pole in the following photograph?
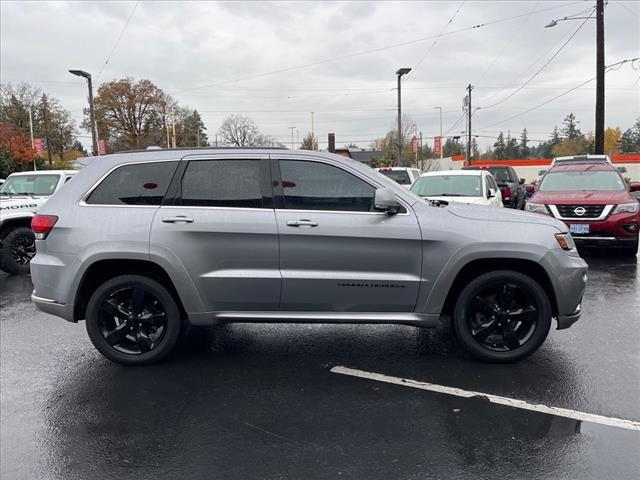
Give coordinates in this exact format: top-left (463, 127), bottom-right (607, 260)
top-left (42, 95), bottom-right (53, 168)
top-left (296, 128), bottom-right (300, 147)
top-left (595, 0), bottom-right (605, 154)
top-left (171, 106), bottom-right (177, 148)
top-left (311, 111), bottom-right (315, 146)
top-left (166, 121), bottom-right (171, 148)
top-left (289, 126), bottom-right (296, 150)
top-left (395, 68), bottom-right (412, 166)
top-left (466, 84), bottom-right (473, 166)
top-left (28, 107), bottom-right (36, 170)
top-left (419, 131), bottom-right (423, 169)
top-left (197, 127), bottom-right (200, 147)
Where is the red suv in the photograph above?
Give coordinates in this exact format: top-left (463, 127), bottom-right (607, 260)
top-left (526, 160), bottom-right (640, 256)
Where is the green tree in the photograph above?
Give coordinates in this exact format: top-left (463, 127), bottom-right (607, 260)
top-left (620, 117), bottom-right (640, 153)
top-left (560, 113), bottom-right (582, 140)
top-left (300, 132), bottom-right (318, 150)
top-left (505, 131), bottom-right (519, 158)
top-left (442, 137), bottom-right (464, 158)
top-left (176, 109), bottom-right (208, 147)
top-left (493, 132), bottom-right (506, 159)
top-left (519, 128), bottom-right (529, 159)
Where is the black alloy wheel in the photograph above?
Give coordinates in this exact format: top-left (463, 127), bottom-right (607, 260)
top-left (86, 275), bottom-right (182, 365)
top-left (466, 283), bottom-right (537, 352)
top-left (453, 270), bottom-right (552, 363)
top-left (98, 287), bottom-right (168, 355)
top-left (0, 227), bottom-right (36, 275)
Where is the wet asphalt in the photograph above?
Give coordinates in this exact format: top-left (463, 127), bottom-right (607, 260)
top-left (1, 255), bottom-right (639, 480)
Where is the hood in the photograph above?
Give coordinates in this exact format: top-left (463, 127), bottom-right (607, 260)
top-left (447, 203), bottom-right (567, 232)
top-left (422, 195), bottom-right (489, 206)
top-left (0, 196), bottom-right (43, 217)
top-left (530, 190), bottom-right (633, 205)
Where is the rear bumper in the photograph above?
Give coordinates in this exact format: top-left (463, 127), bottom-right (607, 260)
top-left (31, 293), bottom-right (75, 322)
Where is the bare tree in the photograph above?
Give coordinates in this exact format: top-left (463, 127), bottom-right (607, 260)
top-left (217, 114), bottom-right (282, 147)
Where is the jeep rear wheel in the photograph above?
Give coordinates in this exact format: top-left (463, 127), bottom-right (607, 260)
top-left (85, 275), bottom-right (182, 366)
top-left (0, 227), bottom-right (36, 275)
top-left (452, 270), bottom-right (552, 363)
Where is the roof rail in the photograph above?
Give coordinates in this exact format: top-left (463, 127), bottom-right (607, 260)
top-left (114, 146), bottom-right (289, 154)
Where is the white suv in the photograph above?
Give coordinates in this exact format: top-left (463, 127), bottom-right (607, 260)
top-left (377, 167), bottom-right (422, 187)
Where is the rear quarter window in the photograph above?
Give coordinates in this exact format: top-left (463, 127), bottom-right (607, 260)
top-left (85, 162), bottom-right (178, 205)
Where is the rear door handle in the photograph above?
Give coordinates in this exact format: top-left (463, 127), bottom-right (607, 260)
top-left (162, 216), bottom-right (194, 223)
top-left (286, 219), bottom-right (318, 227)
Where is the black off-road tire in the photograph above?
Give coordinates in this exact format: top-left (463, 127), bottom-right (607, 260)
top-left (0, 227), bottom-right (36, 275)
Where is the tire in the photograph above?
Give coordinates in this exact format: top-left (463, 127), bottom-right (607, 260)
top-left (452, 270), bottom-right (552, 363)
top-left (0, 227), bottom-right (36, 275)
top-left (85, 275), bottom-right (183, 366)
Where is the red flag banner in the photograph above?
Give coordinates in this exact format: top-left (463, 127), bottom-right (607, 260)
top-left (434, 136), bottom-right (442, 156)
top-left (98, 139), bottom-right (106, 155)
top-left (33, 138), bottom-right (44, 156)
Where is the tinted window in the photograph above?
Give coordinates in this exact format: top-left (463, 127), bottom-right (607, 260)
top-left (379, 169), bottom-right (411, 185)
top-left (86, 162), bottom-right (177, 205)
top-left (279, 160), bottom-right (375, 212)
top-left (181, 159), bottom-right (263, 208)
top-left (488, 167), bottom-right (513, 183)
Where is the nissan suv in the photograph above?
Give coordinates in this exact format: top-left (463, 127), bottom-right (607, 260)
top-left (526, 159), bottom-right (639, 256)
top-left (30, 148), bottom-right (587, 365)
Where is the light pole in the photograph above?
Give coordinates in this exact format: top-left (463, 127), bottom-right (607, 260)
top-left (395, 67), bottom-right (412, 166)
top-left (433, 106), bottom-right (443, 159)
top-left (69, 69), bottom-right (99, 156)
top-left (545, 0), bottom-right (604, 153)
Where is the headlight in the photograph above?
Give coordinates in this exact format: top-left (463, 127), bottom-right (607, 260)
top-left (555, 233), bottom-right (576, 251)
top-left (612, 203), bottom-right (639, 215)
top-left (525, 203), bottom-right (548, 214)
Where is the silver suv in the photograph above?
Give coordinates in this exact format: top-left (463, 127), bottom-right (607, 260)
top-left (30, 148), bottom-right (588, 365)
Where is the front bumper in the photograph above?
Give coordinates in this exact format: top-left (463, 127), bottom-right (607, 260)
top-left (572, 235), bottom-right (637, 249)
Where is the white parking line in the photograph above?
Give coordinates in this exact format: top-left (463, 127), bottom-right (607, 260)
top-left (330, 366), bottom-right (640, 431)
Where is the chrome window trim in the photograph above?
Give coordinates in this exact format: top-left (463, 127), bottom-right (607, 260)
top-left (275, 208), bottom-right (409, 216)
top-left (548, 204), bottom-right (613, 221)
top-left (79, 159), bottom-right (178, 208)
top-left (159, 205), bottom-right (271, 212)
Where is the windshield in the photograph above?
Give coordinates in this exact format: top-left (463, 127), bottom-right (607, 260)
top-left (0, 174), bottom-right (60, 196)
top-left (379, 170), bottom-right (411, 185)
top-left (410, 175), bottom-right (482, 197)
top-left (538, 170), bottom-right (626, 192)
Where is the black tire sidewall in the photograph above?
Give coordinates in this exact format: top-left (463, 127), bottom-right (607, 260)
top-left (0, 227), bottom-right (35, 275)
top-left (452, 270), bottom-right (552, 363)
top-left (85, 275), bottom-right (182, 366)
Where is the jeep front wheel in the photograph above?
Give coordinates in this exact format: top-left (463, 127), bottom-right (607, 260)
top-left (85, 275), bottom-right (182, 366)
top-left (452, 270), bottom-right (552, 363)
top-left (0, 227), bottom-right (36, 275)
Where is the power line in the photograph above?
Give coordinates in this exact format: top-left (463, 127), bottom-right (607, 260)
top-left (171, 1), bottom-right (584, 93)
top-left (613, 0), bottom-right (639, 18)
top-left (477, 57), bottom-right (640, 130)
top-left (413, 0), bottom-right (465, 73)
top-left (96, 1), bottom-right (140, 82)
top-left (478, 10), bottom-right (593, 111)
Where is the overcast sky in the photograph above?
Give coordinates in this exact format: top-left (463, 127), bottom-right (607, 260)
top-left (1, 0), bottom-right (639, 151)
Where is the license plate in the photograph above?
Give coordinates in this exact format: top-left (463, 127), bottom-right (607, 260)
top-left (569, 224), bottom-right (590, 234)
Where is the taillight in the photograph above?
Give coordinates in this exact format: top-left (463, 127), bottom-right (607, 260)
top-left (502, 185), bottom-right (511, 200)
top-left (31, 214), bottom-right (58, 240)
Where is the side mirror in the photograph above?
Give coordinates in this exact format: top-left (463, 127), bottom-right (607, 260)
top-left (617, 166), bottom-right (627, 174)
top-left (538, 169), bottom-right (547, 176)
top-left (629, 182), bottom-right (640, 192)
top-left (519, 178), bottom-right (525, 185)
top-left (374, 187), bottom-right (401, 214)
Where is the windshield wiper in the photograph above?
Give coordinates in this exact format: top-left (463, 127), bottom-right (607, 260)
top-left (0, 192), bottom-right (14, 197)
top-left (437, 193), bottom-right (465, 197)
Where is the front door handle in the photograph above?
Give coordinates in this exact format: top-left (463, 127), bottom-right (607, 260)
top-left (162, 216), bottom-right (194, 224)
top-left (286, 219), bottom-right (318, 227)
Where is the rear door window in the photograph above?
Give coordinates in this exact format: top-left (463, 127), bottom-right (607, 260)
top-left (86, 162), bottom-right (178, 205)
top-left (180, 159), bottom-right (266, 208)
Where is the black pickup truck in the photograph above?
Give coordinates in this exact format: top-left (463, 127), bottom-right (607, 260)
top-left (463, 165), bottom-right (526, 209)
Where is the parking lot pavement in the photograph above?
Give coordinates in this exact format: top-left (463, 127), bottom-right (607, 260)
top-left (1, 256), bottom-right (639, 480)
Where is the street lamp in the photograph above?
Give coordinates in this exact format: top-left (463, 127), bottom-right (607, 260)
top-left (395, 67), bottom-right (412, 165)
top-left (433, 106), bottom-right (443, 159)
top-left (69, 69), bottom-right (99, 156)
top-left (545, 0), bottom-right (604, 153)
